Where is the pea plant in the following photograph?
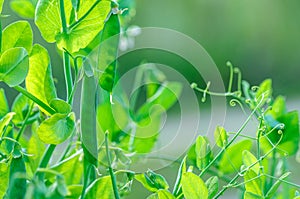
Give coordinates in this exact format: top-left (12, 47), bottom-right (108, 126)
top-left (0, 0), bottom-right (299, 199)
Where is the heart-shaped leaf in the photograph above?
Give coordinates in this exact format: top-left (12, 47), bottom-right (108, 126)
top-left (2, 20), bottom-right (33, 53)
top-left (10, 0), bottom-right (37, 19)
top-left (181, 172), bottom-right (208, 199)
top-left (0, 47), bottom-right (29, 87)
top-left (37, 112), bottom-right (75, 144)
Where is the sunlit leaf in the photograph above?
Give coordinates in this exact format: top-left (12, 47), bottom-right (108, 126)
top-left (195, 135), bottom-right (212, 170)
top-left (135, 169), bottom-right (169, 192)
top-left (214, 126), bottom-right (228, 148)
top-left (37, 112), bottom-right (75, 144)
top-left (205, 176), bottom-right (219, 199)
top-left (242, 150), bottom-right (260, 174)
top-left (26, 44), bottom-right (57, 113)
top-left (244, 169), bottom-right (263, 196)
top-left (0, 112), bottom-right (15, 137)
top-left (0, 47), bottom-right (29, 87)
top-left (181, 172), bottom-right (208, 199)
top-left (2, 20), bottom-right (33, 52)
top-left (0, 88), bottom-right (9, 118)
top-left (84, 176), bottom-right (114, 199)
top-left (147, 190), bottom-right (175, 199)
top-left (10, 0), bottom-right (37, 19)
top-left (218, 139), bottom-right (252, 174)
top-left (255, 79), bottom-right (272, 104)
top-left (0, 162), bottom-right (9, 198)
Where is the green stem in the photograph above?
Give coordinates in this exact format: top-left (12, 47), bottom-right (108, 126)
top-left (36, 144), bottom-right (56, 180)
top-left (69, 0), bottom-right (102, 30)
top-left (268, 149), bottom-right (277, 188)
top-left (13, 86), bottom-right (56, 115)
top-left (200, 100), bottom-right (262, 177)
top-left (227, 61), bottom-right (234, 93)
top-left (59, 0), bottom-right (73, 103)
top-left (0, 20), bottom-right (2, 53)
top-left (16, 102), bottom-right (34, 141)
top-left (105, 133), bottom-right (120, 199)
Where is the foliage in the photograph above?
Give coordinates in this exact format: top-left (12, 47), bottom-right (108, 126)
top-left (0, 0), bottom-right (299, 199)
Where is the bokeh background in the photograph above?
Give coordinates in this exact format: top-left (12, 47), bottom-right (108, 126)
top-left (1, 0), bottom-right (300, 198)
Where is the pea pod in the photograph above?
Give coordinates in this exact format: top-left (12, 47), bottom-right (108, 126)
top-left (98, 13), bottom-right (120, 93)
top-left (80, 75), bottom-right (97, 166)
top-left (7, 156), bottom-right (26, 199)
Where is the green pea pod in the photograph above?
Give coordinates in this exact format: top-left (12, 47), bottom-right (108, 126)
top-left (98, 13), bottom-right (120, 93)
top-left (80, 75), bottom-right (98, 166)
top-left (7, 156), bottom-right (26, 199)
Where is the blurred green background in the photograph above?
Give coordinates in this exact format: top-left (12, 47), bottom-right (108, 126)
top-left (1, 1), bottom-right (300, 198)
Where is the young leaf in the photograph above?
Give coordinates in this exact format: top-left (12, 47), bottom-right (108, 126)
top-left (242, 150), bottom-right (260, 174)
top-left (135, 170), bottom-right (169, 192)
top-left (147, 190), bottom-right (175, 199)
top-left (10, 0), bottom-right (37, 19)
top-left (25, 44), bottom-right (57, 113)
top-left (205, 176), bottom-right (219, 199)
top-left (214, 126), bottom-right (228, 148)
top-left (0, 89), bottom-right (9, 118)
top-left (195, 135), bottom-right (212, 170)
top-left (244, 169), bottom-right (263, 196)
top-left (98, 13), bottom-right (120, 92)
top-left (172, 157), bottom-right (187, 196)
top-left (181, 172), bottom-right (208, 199)
top-left (2, 20), bottom-right (33, 53)
top-left (11, 93), bottom-right (29, 125)
top-left (0, 47), bottom-right (29, 87)
top-left (218, 139), bottom-right (252, 174)
top-left (84, 176), bottom-right (114, 199)
top-left (255, 79), bottom-right (272, 104)
top-left (244, 191), bottom-right (264, 199)
top-left (0, 0), bottom-right (3, 13)
top-left (49, 98), bottom-right (72, 114)
top-left (37, 112), bottom-right (75, 144)
top-left (0, 112), bottom-right (15, 137)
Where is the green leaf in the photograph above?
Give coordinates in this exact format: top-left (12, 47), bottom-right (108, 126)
top-left (218, 139), bottom-right (252, 174)
top-left (26, 44), bottom-right (57, 113)
top-left (0, 47), bottom-right (29, 87)
top-left (35, 0), bottom-right (72, 43)
top-left (49, 98), bottom-right (72, 114)
top-left (84, 176), bottom-right (114, 199)
top-left (265, 172), bottom-right (290, 199)
top-left (0, 162), bottom-right (9, 198)
top-left (66, 185), bottom-right (83, 199)
top-left (255, 79), bottom-right (272, 104)
top-left (56, 1), bottom-right (111, 53)
top-left (267, 96), bottom-right (287, 118)
top-left (0, 112), bottom-right (15, 137)
top-left (26, 122), bottom-right (45, 176)
top-left (35, 0), bottom-right (111, 53)
top-left (37, 112), bottom-right (75, 144)
top-left (181, 172), bottom-right (208, 199)
top-left (172, 157), bottom-right (187, 196)
top-left (11, 93), bottom-right (29, 125)
top-left (135, 169), bottom-right (169, 192)
top-left (136, 82), bottom-right (182, 121)
top-left (147, 190), bottom-right (175, 199)
top-left (10, 0), bottom-right (37, 19)
top-left (0, 88), bottom-right (9, 118)
top-left (0, 0), bottom-right (4, 13)
top-left (244, 169), bottom-right (263, 196)
top-left (7, 156), bottom-right (27, 199)
top-left (98, 14), bottom-right (120, 92)
top-left (214, 126), bottom-right (228, 148)
top-left (244, 191), bottom-right (264, 199)
top-left (261, 111), bottom-right (299, 156)
top-left (2, 20), bottom-right (33, 52)
top-left (49, 152), bottom-right (83, 185)
top-left (205, 176), bottom-right (219, 199)
top-left (143, 64), bottom-right (167, 98)
top-left (195, 136), bottom-right (212, 170)
top-left (242, 150), bottom-right (260, 174)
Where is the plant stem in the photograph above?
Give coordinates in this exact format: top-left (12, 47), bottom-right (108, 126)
top-left (59, 0), bottom-right (73, 102)
top-left (0, 20), bottom-right (2, 52)
top-left (105, 133), bottom-right (120, 199)
top-left (13, 86), bottom-right (56, 115)
top-left (268, 149), bottom-right (277, 188)
top-left (36, 144), bottom-right (56, 180)
top-left (16, 102), bottom-right (34, 141)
